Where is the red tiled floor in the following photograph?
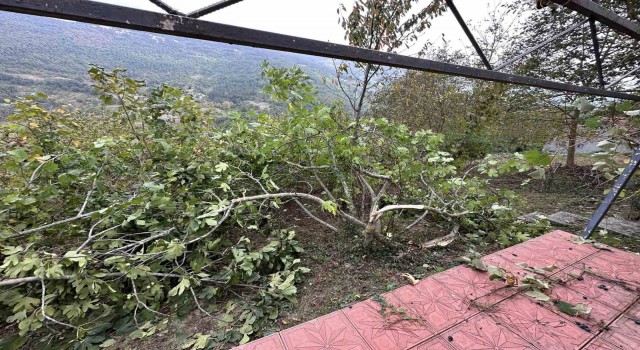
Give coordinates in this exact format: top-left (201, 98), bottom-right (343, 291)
top-left (393, 279), bottom-right (476, 333)
top-left (279, 311), bottom-right (371, 350)
top-left (582, 338), bottom-right (624, 350)
top-left (599, 316), bottom-right (640, 350)
top-left (625, 301), bottom-right (640, 319)
top-left (432, 265), bottom-right (506, 300)
top-left (490, 295), bottom-right (592, 349)
top-left (581, 251), bottom-right (640, 288)
top-left (342, 293), bottom-right (433, 350)
top-left (234, 231), bottom-right (640, 350)
top-left (546, 284), bottom-right (620, 333)
top-left (561, 272), bottom-right (637, 311)
top-left (409, 336), bottom-right (455, 350)
top-left (442, 313), bottom-right (535, 349)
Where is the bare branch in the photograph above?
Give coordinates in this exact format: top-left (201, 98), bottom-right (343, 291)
top-left (360, 168), bottom-right (392, 180)
top-left (293, 199), bottom-right (338, 232)
top-left (131, 279), bottom-right (167, 317)
top-left (40, 279), bottom-right (76, 330)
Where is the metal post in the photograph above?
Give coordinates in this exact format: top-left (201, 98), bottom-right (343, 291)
top-left (589, 18), bottom-right (606, 88)
top-left (187, 0), bottom-right (245, 18)
top-left (148, 0), bottom-right (184, 16)
top-left (445, 0), bottom-right (493, 70)
top-left (550, 0), bottom-right (640, 40)
top-left (582, 147), bottom-right (640, 238)
top-left (609, 66), bottom-right (640, 88)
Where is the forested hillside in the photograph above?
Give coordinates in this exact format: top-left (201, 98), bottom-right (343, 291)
top-left (0, 12), bottom-right (336, 114)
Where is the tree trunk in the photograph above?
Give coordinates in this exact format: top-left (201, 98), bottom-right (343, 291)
top-left (566, 109), bottom-right (579, 167)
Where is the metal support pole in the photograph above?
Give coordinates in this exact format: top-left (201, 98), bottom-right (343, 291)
top-left (187, 0), bottom-right (245, 18)
top-left (495, 19), bottom-right (588, 71)
top-left (445, 0), bottom-right (493, 70)
top-left (550, 0), bottom-right (640, 40)
top-left (581, 147), bottom-right (640, 238)
top-left (609, 65), bottom-right (640, 88)
top-left (148, 0), bottom-right (184, 16)
top-left (589, 18), bottom-right (606, 88)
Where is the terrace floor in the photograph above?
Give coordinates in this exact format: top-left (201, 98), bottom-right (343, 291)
top-left (234, 230), bottom-right (640, 350)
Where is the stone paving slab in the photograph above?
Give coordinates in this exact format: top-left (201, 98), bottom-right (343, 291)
top-left (233, 230), bottom-right (640, 350)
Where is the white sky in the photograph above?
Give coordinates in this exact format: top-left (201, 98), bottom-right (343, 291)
top-left (98, 0), bottom-right (509, 54)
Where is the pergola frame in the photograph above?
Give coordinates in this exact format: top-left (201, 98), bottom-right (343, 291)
top-left (0, 0), bottom-right (638, 238)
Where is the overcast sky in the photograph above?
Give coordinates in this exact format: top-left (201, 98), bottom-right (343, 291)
top-left (96, 0), bottom-right (512, 54)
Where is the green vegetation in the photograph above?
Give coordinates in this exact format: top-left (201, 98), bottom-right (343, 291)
top-left (0, 62), bottom-right (550, 348)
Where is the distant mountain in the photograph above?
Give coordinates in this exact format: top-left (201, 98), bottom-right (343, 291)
top-left (0, 12), bottom-right (338, 113)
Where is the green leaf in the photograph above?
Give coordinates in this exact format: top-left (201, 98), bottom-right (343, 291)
top-left (0, 335), bottom-right (27, 350)
top-left (64, 250), bottom-right (88, 268)
top-left (523, 150), bottom-right (551, 167)
top-left (7, 149), bottom-right (28, 162)
top-left (525, 289), bottom-right (550, 301)
top-left (321, 201), bottom-right (338, 216)
top-left (215, 162), bottom-right (229, 172)
top-left (555, 300), bottom-right (578, 316)
top-left (239, 334), bottom-right (250, 345)
top-left (584, 117), bottom-right (601, 128)
top-left (100, 339), bottom-right (117, 348)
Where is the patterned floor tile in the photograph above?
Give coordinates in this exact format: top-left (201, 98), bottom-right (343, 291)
top-left (582, 338), bottom-right (625, 350)
top-left (599, 316), bottom-right (640, 350)
top-left (432, 265), bottom-right (507, 300)
top-left (280, 310), bottom-right (371, 350)
top-left (562, 271), bottom-right (637, 311)
top-left (547, 284), bottom-right (620, 332)
top-left (342, 293), bottom-right (433, 350)
top-left (393, 279), bottom-right (476, 333)
top-left (442, 313), bottom-right (536, 349)
top-left (409, 336), bottom-right (455, 350)
top-left (498, 242), bottom-right (583, 271)
top-left (625, 301), bottom-right (640, 319)
top-left (584, 251), bottom-right (640, 288)
top-left (490, 295), bottom-right (592, 349)
top-left (592, 246), bottom-right (640, 265)
top-left (231, 333), bottom-right (285, 350)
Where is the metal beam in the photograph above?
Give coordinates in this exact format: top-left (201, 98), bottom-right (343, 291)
top-left (148, 0), bottom-right (184, 16)
top-left (187, 0), bottom-right (245, 18)
top-left (495, 19), bottom-right (588, 71)
top-left (589, 18), bottom-right (606, 88)
top-left (445, 0), bottom-right (492, 70)
top-left (550, 0), bottom-right (640, 40)
top-left (609, 65), bottom-right (640, 88)
top-left (581, 147), bottom-right (640, 238)
top-left (0, 0), bottom-right (639, 101)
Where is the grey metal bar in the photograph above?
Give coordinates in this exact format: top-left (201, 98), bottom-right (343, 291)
top-left (445, 0), bottom-right (493, 70)
top-left (187, 0), bottom-right (245, 18)
top-left (581, 147), bottom-right (640, 239)
top-left (609, 65), bottom-right (640, 88)
top-left (0, 0), bottom-right (639, 101)
top-left (495, 19), bottom-right (588, 71)
top-left (589, 18), bottom-right (606, 88)
top-left (148, 0), bottom-right (184, 16)
top-left (550, 0), bottom-right (640, 40)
